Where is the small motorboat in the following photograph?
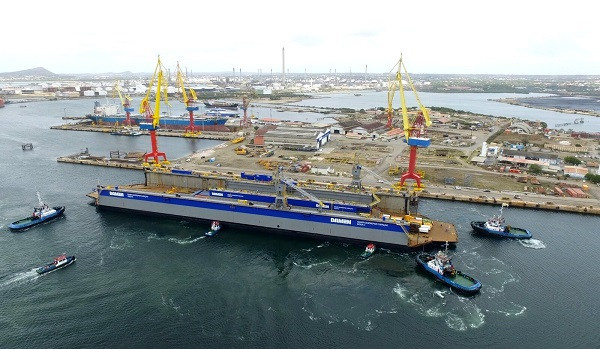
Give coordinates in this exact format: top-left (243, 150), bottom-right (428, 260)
top-left (110, 126), bottom-right (142, 136)
top-left (205, 220), bottom-right (221, 236)
top-left (36, 254), bottom-right (76, 275)
top-left (9, 193), bottom-right (65, 231)
top-left (416, 247), bottom-right (481, 294)
top-left (471, 203), bottom-right (532, 239)
top-left (360, 243), bottom-right (376, 259)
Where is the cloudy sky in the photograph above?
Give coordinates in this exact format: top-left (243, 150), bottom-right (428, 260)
top-left (2, 0), bottom-right (597, 75)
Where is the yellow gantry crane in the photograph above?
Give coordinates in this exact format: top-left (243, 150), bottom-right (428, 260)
top-left (176, 62), bottom-right (200, 135)
top-left (139, 55), bottom-right (170, 166)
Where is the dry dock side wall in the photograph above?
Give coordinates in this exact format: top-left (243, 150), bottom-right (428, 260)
top-left (146, 172), bottom-right (412, 212)
top-left (146, 172), bottom-right (225, 190)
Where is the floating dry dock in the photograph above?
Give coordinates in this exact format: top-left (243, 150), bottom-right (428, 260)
top-left (58, 149), bottom-right (146, 170)
top-left (51, 123), bottom-right (235, 141)
top-left (88, 170), bottom-right (458, 249)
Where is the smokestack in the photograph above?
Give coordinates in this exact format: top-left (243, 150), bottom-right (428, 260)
top-left (282, 47), bottom-right (285, 88)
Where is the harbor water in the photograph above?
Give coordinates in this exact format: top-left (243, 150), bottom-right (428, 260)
top-left (1, 96), bottom-right (599, 348)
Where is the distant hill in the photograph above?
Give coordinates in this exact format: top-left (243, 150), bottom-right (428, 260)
top-left (0, 67), bottom-right (57, 78)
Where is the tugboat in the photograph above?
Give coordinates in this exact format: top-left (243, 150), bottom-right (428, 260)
top-left (471, 203), bottom-right (532, 239)
top-left (360, 243), bottom-right (376, 259)
top-left (36, 254), bottom-right (76, 275)
top-left (205, 221), bottom-right (221, 236)
top-left (9, 193), bottom-right (65, 231)
top-left (416, 245), bottom-right (482, 294)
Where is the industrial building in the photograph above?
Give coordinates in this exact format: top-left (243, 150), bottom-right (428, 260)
top-left (254, 125), bottom-right (331, 151)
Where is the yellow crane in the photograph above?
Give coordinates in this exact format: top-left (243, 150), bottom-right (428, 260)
top-left (388, 54), bottom-right (432, 189)
top-left (175, 62), bottom-right (200, 135)
top-left (114, 81), bottom-right (134, 126)
top-left (139, 55), bottom-right (170, 166)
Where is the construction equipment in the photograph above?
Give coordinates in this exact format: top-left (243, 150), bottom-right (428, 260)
top-left (389, 55), bottom-right (432, 189)
top-left (115, 81), bottom-right (134, 126)
top-left (139, 56), bottom-right (170, 166)
top-left (231, 136), bottom-right (245, 144)
top-left (388, 165), bottom-right (400, 175)
top-left (176, 62), bottom-right (200, 135)
top-left (234, 146), bottom-right (248, 155)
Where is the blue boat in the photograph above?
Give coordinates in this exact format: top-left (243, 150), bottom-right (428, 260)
top-left (416, 250), bottom-right (482, 294)
top-left (9, 194), bottom-right (65, 231)
top-left (36, 255), bottom-right (76, 275)
top-left (471, 203), bottom-right (532, 239)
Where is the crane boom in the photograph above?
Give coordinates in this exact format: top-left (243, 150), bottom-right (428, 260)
top-left (282, 178), bottom-right (325, 208)
top-left (176, 62), bottom-right (200, 134)
top-left (176, 62), bottom-right (190, 104)
top-left (386, 79), bottom-right (397, 129)
top-left (358, 165), bottom-right (394, 187)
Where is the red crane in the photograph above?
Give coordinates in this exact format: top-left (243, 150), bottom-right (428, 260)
top-left (139, 56), bottom-right (170, 166)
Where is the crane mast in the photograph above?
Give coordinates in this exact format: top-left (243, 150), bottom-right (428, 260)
top-left (390, 55), bottom-right (432, 189)
top-left (140, 56), bottom-right (170, 166)
top-left (176, 62), bottom-right (200, 135)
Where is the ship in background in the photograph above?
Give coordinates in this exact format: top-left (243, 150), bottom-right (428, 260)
top-left (86, 101), bottom-right (228, 130)
top-left (205, 108), bottom-right (239, 118)
top-left (203, 100), bottom-right (239, 109)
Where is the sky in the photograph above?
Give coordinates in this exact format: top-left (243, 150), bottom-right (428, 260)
top-left (2, 0), bottom-right (598, 75)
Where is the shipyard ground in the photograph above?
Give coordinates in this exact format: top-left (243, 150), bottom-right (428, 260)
top-left (166, 128), bottom-right (600, 214)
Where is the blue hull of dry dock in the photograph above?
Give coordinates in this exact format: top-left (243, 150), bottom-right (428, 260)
top-left (93, 187), bottom-right (413, 248)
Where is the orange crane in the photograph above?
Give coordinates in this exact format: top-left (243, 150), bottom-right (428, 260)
top-left (389, 55), bottom-right (431, 189)
top-left (139, 56), bottom-right (170, 166)
top-left (115, 81), bottom-right (134, 126)
top-left (175, 62), bottom-right (200, 135)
